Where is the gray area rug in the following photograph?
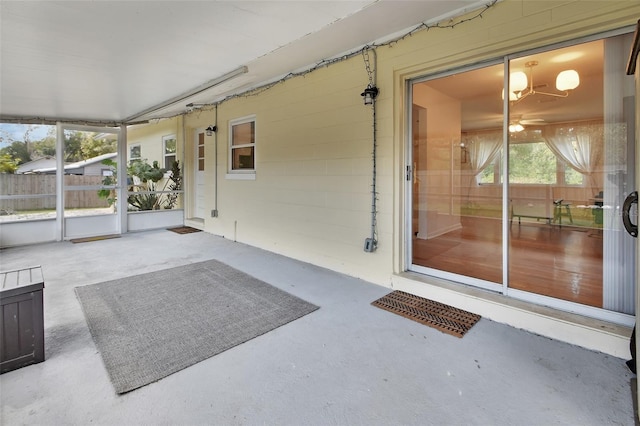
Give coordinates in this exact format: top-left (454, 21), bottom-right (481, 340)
top-left (75, 259), bottom-right (319, 394)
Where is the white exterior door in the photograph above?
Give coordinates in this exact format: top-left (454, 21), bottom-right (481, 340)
top-left (194, 130), bottom-right (205, 219)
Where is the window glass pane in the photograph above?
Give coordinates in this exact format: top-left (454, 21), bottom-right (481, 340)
top-left (411, 63), bottom-right (504, 285)
top-left (164, 137), bottom-right (176, 154)
top-left (507, 35), bottom-right (635, 315)
top-left (232, 147), bottom-right (254, 169)
top-left (563, 162), bottom-right (584, 185)
top-left (509, 141), bottom-right (557, 184)
top-left (130, 145), bottom-right (141, 159)
top-left (232, 122), bottom-right (254, 146)
top-left (164, 155), bottom-right (176, 170)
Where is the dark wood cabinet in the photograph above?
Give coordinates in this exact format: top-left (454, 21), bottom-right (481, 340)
top-left (1, 266), bottom-right (45, 374)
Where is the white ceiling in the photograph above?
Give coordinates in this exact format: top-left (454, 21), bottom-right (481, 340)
top-left (0, 0), bottom-right (487, 125)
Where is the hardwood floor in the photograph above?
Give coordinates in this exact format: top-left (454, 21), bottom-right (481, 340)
top-left (412, 216), bottom-right (603, 308)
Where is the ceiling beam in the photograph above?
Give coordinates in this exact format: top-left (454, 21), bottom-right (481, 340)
top-left (123, 66), bottom-right (248, 124)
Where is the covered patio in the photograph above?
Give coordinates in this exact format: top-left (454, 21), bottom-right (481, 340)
top-left (0, 230), bottom-right (635, 425)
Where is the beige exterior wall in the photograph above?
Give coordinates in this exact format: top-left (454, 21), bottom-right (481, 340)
top-left (127, 117), bottom-right (181, 167)
top-left (182, 57), bottom-right (391, 284)
top-left (129, 1), bottom-right (640, 355)
top-left (180, 1), bottom-right (639, 285)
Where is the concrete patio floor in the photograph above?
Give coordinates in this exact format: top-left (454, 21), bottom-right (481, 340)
top-left (0, 229), bottom-right (637, 425)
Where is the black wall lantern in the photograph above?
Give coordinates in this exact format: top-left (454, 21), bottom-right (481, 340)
top-left (360, 85), bottom-right (379, 105)
top-left (205, 125), bottom-right (217, 136)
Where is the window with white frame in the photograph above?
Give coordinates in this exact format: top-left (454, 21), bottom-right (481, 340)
top-left (129, 144), bottom-right (141, 163)
top-left (228, 115), bottom-right (255, 177)
top-left (163, 135), bottom-right (176, 170)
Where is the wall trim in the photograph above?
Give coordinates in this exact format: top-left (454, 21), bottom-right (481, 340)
top-left (391, 272), bottom-right (632, 359)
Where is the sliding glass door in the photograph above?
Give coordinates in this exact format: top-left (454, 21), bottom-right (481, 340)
top-left (410, 63), bottom-right (504, 292)
top-left (408, 31), bottom-right (636, 323)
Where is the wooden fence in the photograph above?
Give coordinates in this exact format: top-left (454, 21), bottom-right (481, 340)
top-left (0, 174), bottom-right (109, 211)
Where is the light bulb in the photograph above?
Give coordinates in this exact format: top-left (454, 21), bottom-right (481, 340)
top-left (556, 70), bottom-right (579, 91)
top-left (509, 71), bottom-right (528, 92)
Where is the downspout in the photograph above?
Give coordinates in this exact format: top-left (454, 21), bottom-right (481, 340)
top-left (181, 115), bottom-right (186, 220)
top-left (214, 104), bottom-right (219, 217)
top-left (362, 48), bottom-right (379, 252)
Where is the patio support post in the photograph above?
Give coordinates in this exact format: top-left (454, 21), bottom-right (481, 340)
top-left (55, 122), bottom-right (64, 241)
top-left (118, 125), bottom-right (128, 233)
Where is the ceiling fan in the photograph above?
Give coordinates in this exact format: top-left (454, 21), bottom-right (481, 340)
top-left (509, 115), bottom-right (546, 132)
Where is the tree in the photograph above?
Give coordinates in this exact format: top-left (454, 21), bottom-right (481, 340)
top-left (81, 135), bottom-right (116, 159)
top-left (509, 142), bottom-right (556, 184)
top-left (32, 136), bottom-right (56, 158)
top-left (63, 131), bottom-right (85, 162)
top-left (0, 141), bottom-right (31, 165)
top-left (0, 153), bottom-right (19, 173)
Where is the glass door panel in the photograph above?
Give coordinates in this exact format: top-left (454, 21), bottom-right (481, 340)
top-left (411, 63), bottom-right (504, 287)
top-left (507, 35), bottom-right (636, 315)
top-left (62, 127), bottom-right (119, 239)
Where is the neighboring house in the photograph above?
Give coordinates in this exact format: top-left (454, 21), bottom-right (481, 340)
top-left (16, 156), bottom-right (57, 174)
top-left (126, 1), bottom-right (640, 358)
top-left (31, 152), bottom-right (116, 176)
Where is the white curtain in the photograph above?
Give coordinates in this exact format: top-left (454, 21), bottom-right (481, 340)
top-left (463, 132), bottom-right (502, 203)
top-left (467, 132), bottom-right (502, 181)
top-left (544, 124), bottom-right (603, 192)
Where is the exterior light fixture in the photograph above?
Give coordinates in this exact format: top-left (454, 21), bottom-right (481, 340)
top-left (205, 125), bottom-right (217, 136)
top-left (361, 85), bottom-right (379, 105)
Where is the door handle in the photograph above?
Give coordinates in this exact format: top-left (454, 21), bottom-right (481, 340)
top-left (622, 191), bottom-right (638, 237)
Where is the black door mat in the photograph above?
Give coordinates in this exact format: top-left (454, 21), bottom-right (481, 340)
top-left (167, 226), bottom-right (202, 234)
top-left (372, 290), bottom-right (480, 338)
top-left (70, 234), bottom-right (121, 244)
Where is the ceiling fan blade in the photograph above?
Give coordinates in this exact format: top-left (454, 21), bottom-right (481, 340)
top-left (520, 118), bottom-right (545, 125)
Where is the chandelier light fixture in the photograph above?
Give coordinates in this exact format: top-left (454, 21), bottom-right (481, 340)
top-left (503, 61), bottom-right (580, 103)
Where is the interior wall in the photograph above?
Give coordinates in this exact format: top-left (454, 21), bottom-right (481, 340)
top-left (412, 84), bottom-right (462, 238)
